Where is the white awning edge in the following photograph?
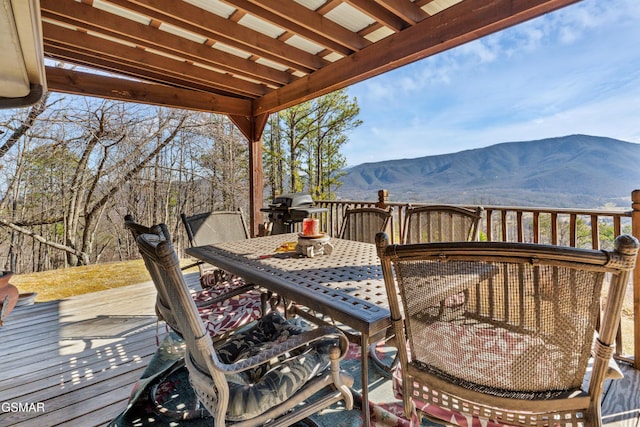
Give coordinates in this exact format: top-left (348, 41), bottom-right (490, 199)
top-left (0, 0), bottom-right (46, 107)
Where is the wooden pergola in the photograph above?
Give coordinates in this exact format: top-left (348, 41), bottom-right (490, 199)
top-left (38, 0), bottom-right (580, 234)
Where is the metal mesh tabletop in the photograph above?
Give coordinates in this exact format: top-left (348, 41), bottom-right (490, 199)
top-left (186, 233), bottom-right (391, 337)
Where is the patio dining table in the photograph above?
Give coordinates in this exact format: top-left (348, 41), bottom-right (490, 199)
top-left (186, 232), bottom-right (391, 426)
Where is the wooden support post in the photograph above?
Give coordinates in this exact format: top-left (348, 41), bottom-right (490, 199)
top-left (376, 189), bottom-right (389, 209)
top-left (229, 113), bottom-right (269, 237)
top-left (248, 138), bottom-right (264, 237)
top-left (631, 190), bottom-right (640, 369)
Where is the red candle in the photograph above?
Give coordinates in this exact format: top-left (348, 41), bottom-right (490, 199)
top-left (302, 218), bottom-right (319, 236)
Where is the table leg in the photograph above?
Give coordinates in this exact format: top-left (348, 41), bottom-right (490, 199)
top-left (360, 333), bottom-right (371, 427)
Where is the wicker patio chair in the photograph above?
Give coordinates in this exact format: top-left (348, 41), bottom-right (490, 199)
top-left (375, 231), bottom-right (638, 427)
top-left (134, 225), bottom-right (354, 427)
top-left (371, 205), bottom-right (483, 372)
top-left (125, 215), bottom-right (263, 339)
top-left (339, 206), bottom-right (392, 244)
top-left (402, 204), bottom-right (483, 244)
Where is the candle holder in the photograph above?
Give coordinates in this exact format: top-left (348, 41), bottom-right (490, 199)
top-left (302, 218), bottom-right (320, 237)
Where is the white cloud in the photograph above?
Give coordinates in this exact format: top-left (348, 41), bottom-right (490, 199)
top-left (343, 0), bottom-right (640, 166)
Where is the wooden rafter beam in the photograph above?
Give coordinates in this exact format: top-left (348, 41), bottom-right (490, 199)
top-left (45, 66), bottom-right (252, 116)
top-left (244, 0), bottom-right (371, 51)
top-left (41, 0), bottom-right (292, 87)
top-left (42, 21), bottom-right (268, 97)
top-left (223, 0), bottom-right (355, 56)
top-left (254, 0), bottom-right (581, 115)
top-left (343, 0), bottom-right (408, 31)
top-left (374, 0), bottom-right (428, 24)
top-left (107, 0), bottom-right (326, 72)
top-left (45, 45), bottom-right (237, 96)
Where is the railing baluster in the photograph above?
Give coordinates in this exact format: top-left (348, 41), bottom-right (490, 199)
top-left (517, 211), bottom-right (524, 242)
top-left (591, 214), bottom-right (600, 250)
top-left (570, 214), bottom-right (577, 247)
top-left (501, 210), bottom-right (508, 242)
top-left (533, 212), bottom-right (540, 244)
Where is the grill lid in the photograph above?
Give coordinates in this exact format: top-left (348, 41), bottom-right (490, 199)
top-left (268, 193), bottom-right (314, 209)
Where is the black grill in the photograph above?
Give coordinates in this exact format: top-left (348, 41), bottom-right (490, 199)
top-left (261, 193), bottom-right (327, 234)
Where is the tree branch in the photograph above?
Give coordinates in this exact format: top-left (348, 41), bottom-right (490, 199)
top-left (0, 94), bottom-right (49, 160)
top-left (0, 218), bottom-right (89, 262)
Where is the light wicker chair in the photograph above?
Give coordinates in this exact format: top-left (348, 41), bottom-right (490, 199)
top-left (402, 204), bottom-right (482, 244)
top-left (371, 205), bottom-right (483, 372)
top-left (134, 225), bottom-right (354, 427)
top-left (375, 231), bottom-right (638, 427)
top-left (339, 206), bottom-right (392, 244)
top-left (125, 215), bottom-right (263, 339)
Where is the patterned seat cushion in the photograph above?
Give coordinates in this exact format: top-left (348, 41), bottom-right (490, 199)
top-left (212, 312), bottom-right (336, 421)
top-left (191, 277), bottom-right (263, 337)
top-left (392, 321), bottom-right (561, 427)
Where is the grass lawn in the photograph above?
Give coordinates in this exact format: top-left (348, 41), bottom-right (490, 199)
top-left (9, 259), bottom-right (198, 302)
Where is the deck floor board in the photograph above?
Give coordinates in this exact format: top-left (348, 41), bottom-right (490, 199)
top-left (0, 276), bottom-right (178, 427)
top-left (0, 271), bottom-right (638, 426)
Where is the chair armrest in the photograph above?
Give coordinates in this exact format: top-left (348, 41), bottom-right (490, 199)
top-left (214, 326), bottom-right (348, 374)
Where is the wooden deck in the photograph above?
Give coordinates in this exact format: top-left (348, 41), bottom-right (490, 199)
top-left (1, 272), bottom-right (639, 427)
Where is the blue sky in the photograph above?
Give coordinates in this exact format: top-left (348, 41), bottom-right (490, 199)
top-left (343, 0), bottom-right (640, 167)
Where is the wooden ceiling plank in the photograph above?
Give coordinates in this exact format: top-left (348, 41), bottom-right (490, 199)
top-left (43, 21), bottom-right (268, 97)
top-left (112, 0), bottom-right (324, 72)
top-left (46, 44), bottom-right (253, 99)
top-left (46, 66), bottom-right (252, 115)
top-left (245, 0), bottom-right (370, 50)
top-left (223, 0), bottom-right (354, 56)
top-left (343, 0), bottom-right (408, 31)
top-left (40, 0), bottom-right (293, 86)
top-left (45, 45), bottom-right (241, 98)
top-left (254, 0), bottom-right (580, 114)
top-left (374, 0), bottom-right (429, 24)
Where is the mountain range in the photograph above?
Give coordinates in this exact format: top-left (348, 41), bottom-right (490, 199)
top-left (336, 135), bottom-right (640, 208)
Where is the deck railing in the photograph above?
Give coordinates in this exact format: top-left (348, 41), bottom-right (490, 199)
top-left (315, 189), bottom-right (640, 369)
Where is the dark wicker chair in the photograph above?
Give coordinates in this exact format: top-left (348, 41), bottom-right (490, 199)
top-left (181, 210), bottom-right (252, 286)
top-left (134, 224), bottom-right (353, 427)
top-left (376, 231), bottom-right (638, 427)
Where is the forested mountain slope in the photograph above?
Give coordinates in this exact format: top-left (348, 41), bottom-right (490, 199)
top-left (338, 135), bottom-right (640, 208)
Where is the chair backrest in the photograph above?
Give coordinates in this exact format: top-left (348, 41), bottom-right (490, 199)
top-left (124, 215), bottom-right (181, 334)
top-left (402, 205), bottom-right (482, 244)
top-left (339, 206), bottom-right (392, 244)
top-left (134, 227), bottom-right (222, 377)
top-left (376, 232), bottom-right (638, 425)
top-left (181, 210), bottom-right (250, 275)
top-left (181, 209), bottom-right (250, 246)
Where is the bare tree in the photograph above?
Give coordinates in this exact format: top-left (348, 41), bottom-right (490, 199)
top-left (0, 97), bottom-right (196, 269)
